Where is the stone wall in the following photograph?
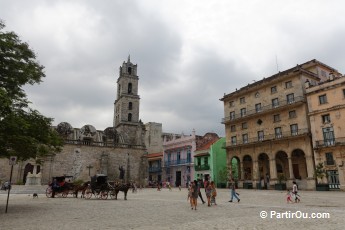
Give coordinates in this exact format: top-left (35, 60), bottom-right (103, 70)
top-left (0, 144), bottom-right (148, 186)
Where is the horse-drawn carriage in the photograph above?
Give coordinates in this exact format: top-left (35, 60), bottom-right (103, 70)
top-left (46, 176), bottom-right (75, 198)
top-left (83, 174), bottom-right (115, 200)
top-left (83, 174), bottom-right (133, 200)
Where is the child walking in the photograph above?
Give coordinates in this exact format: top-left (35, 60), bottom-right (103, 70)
top-left (286, 190), bottom-right (293, 203)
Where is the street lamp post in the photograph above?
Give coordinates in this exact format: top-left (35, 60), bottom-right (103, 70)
top-left (5, 156), bottom-right (17, 213)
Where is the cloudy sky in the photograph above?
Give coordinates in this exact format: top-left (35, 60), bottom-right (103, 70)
top-left (1, 0), bottom-right (345, 136)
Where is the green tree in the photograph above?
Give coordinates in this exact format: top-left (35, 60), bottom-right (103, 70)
top-left (0, 20), bottom-right (63, 161)
top-left (231, 158), bottom-right (239, 180)
top-left (218, 166), bottom-right (229, 183)
top-left (314, 163), bottom-right (327, 184)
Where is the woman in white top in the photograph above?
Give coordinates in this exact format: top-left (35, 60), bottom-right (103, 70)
top-left (292, 181), bottom-right (300, 203)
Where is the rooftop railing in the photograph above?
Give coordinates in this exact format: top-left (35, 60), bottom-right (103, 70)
top-left (64, 139), bottom-right (145, 149)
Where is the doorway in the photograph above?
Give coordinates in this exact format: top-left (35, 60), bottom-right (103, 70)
top-left (175, 171), bottom-right (181, 187)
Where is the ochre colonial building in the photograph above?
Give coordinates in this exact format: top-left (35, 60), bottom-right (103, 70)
top-left (306, 74), bottom-right (345, 190)
top-left (220, 59), bottom-right (342, 190)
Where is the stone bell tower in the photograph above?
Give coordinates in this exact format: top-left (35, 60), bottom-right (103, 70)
top-left (113, 56), bottom-right (145, 146)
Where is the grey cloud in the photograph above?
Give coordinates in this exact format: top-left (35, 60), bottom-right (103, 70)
top-left (3, 0), bottom-right (345, 137)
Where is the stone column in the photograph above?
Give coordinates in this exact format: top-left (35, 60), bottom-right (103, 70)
top-left (305, 155), bottom-right (315, 179)
top-left (288, 157), bottom-right (294, 179)
top-left (228, 157), bottom-right (233, 179)
top-left (269, 158), bottom-right (277, 187)
top-left (269, 158), bottom-right (277, 179)
top-left (253, 160), bottom-right (259, 189)
top-left (240, 161), bottom-right (244, 180)
top-left (253, 160), bottom-right (259, 181)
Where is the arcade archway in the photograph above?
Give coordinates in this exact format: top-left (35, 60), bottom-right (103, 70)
top-left (231, 157), bottom-right (240, 180)
top-left (258, 153), bottom-right (270, 189)
top-left (276, 151), bottom-right (289, 180)
top-left (291, 149), bottom-right (307, 180)
top-left (243, 155), bottom-right (253, 180)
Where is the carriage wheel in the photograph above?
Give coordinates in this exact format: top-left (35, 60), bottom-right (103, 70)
top-left (46, 187), bottom-right (52, 198)
top-left (84, 188), bottom-right (93, 199)
top-left (100, 190), bottom-right (108, 200)
top-left (110, 190), bottom-right (116, 200)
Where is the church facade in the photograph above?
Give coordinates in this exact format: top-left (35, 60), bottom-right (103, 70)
top-left (0, 57), bottom-right (148, 186)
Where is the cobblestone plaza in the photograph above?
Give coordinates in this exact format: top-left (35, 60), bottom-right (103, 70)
top-left (1, 187), bottom-right (345, 229)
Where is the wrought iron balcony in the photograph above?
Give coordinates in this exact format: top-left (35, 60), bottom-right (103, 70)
top-left (164, 159), bottom-right (192, 167)
top-left (149, 166), bottom-right (162, 173)
top-left (324, 160), bottom-right (335, 166)
top-left (195, 164), bottom-right (210, 171)
top-left (223, 128), bottom-right (309, 149)
top-left (221, 96), bottom-right (305, 124)
top-left (315, 137), bottom-right (345, 148)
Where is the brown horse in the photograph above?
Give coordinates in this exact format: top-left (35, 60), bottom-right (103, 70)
top-left (113, 181), bottom-right (134, 200)
top-left (74, 181), bottom-right (90, 198)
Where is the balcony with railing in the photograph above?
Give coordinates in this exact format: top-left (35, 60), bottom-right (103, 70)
top-left (324, 160), bottom-right (335, 166)
top-left (194, 164), bottom-right (210, 171)
top-left (149, 166), bottom-right (162, 173)
top-left (221, 96), bottom-right (305, 124)
top-left (222, 128), bottom-right (309, 149)
top-left (164, 159), bottom-right (192, 167)
top-left (315, 137), bottom-right (345, 149)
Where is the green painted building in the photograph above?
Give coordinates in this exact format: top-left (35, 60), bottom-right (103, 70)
top-left (210, 137), bottom-right (228, 187)
top-left (194, 137), bottom-right (228, 188)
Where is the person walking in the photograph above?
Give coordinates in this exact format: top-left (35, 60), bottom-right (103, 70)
top-left (197, 180), bottom-right (206, 204)
top-left (205, 181), bottom-right (212, 206)
top-left (191, 180), bottom-right (199, 210)
top-left (51, 179), bottom-right (60, 198)
top-left (187, 183), bottom-right (193, 208)
top-left (286, 190), bottom-right (294, 203)
top-left (210, 181), bottom-right (217, 205)
top-left (229, 179), bottom-right (240, 202)
top-left (292, 181), bottom-right (300, 203)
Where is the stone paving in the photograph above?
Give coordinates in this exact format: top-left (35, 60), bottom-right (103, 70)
top-left (1, 186), bottom-right (345, 230)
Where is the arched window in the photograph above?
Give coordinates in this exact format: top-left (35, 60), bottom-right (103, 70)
top-left (128, 67), bottom-right (132, 75)
top-left (128, 113), bottom-right (132, 121)
top-left (128, 83), bottom-right (132, 94)
top-left (128, 102), bottom-right (133, 110)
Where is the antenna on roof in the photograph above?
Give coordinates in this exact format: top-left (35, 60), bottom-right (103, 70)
top-left (275, 54), bottom-right (279, 72)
